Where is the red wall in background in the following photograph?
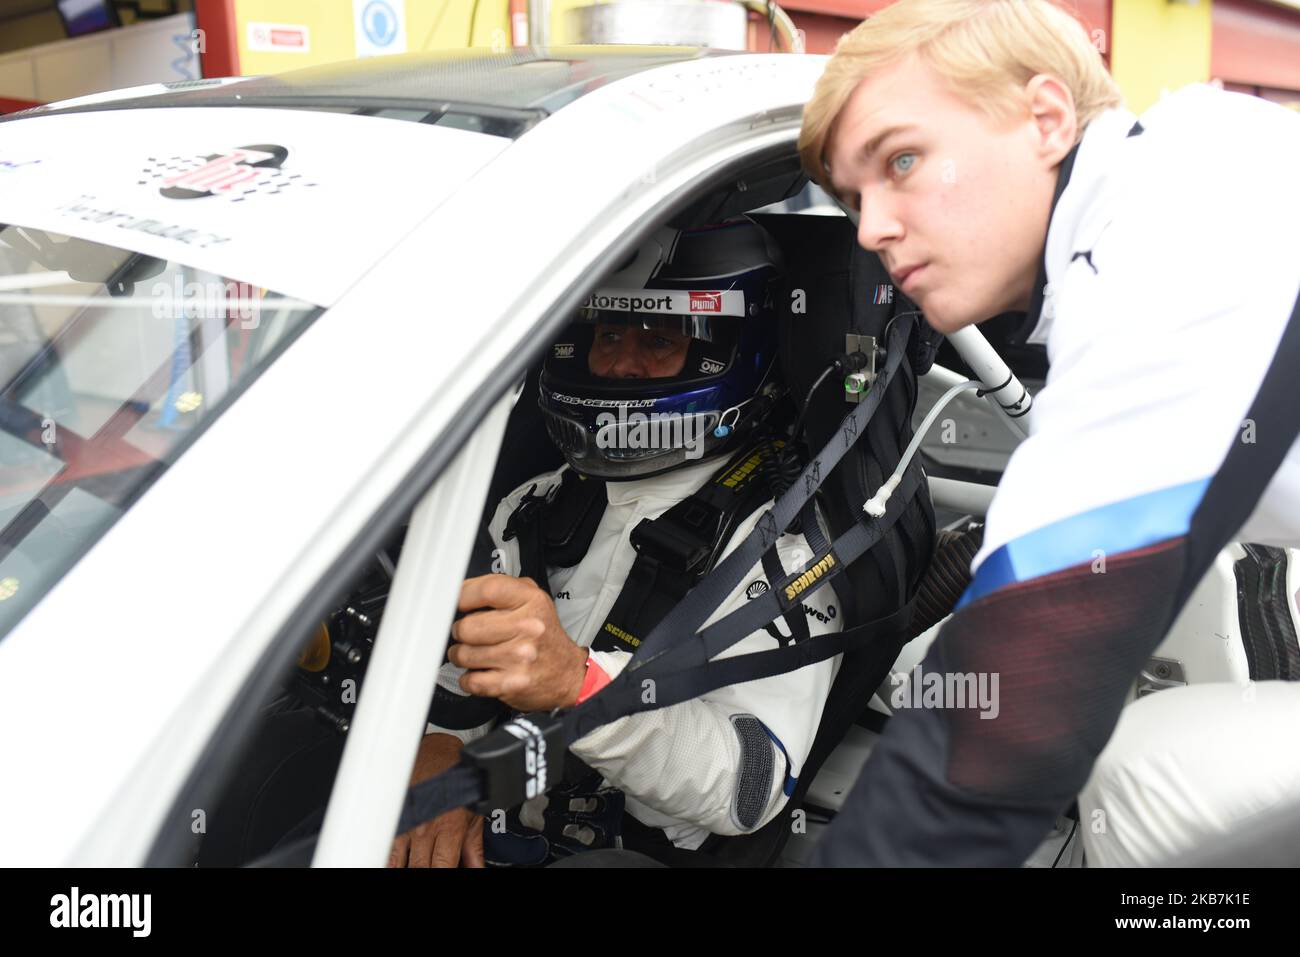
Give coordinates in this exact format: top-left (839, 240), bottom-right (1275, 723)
top-left (1213, 0), bottom-right (1300, 95)
top-left (1068, 0), bottom-right (1111, 37)
top-left (781, 0), bottom-right (1300, 98)
top-left (193, 0), bottom-right (240, 78)
top-left (0, 97), bottom-right (41, 114)
top-left (782, 0), bottom-right (1111, 62)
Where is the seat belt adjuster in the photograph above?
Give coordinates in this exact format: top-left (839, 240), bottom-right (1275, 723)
top-left (461, 712), bottom-right (567, 815)
top-left (630, 515), bottom-right (712, 573)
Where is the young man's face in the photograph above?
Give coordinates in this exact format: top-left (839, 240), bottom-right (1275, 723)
top-left (825, 54), bottom-right (1073, 334)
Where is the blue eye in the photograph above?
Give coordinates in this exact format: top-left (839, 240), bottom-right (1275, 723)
top-left (891, 153), bottom-right (916, 176)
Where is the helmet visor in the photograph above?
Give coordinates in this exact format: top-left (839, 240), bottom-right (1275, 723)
top-left (550, 310), bottom-right (740, 386)
top-left (575, 307), bottom-right (722, 342)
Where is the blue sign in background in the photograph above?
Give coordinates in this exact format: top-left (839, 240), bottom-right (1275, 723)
top-left (363, 0), bottom-right (399, 47)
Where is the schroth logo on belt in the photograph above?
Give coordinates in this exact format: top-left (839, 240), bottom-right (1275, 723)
top-left (504, 716), bottom-right (550, 799)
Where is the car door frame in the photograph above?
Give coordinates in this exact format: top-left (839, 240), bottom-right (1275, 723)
top-left (145, 128), bottom-right (812, 867)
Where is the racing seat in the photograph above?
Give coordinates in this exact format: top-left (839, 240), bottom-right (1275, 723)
top-left (693, 212), bottom-right (938, 866)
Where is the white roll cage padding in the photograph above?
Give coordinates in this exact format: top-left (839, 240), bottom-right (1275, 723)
top-left (312, 390), bottom-right (515, 866)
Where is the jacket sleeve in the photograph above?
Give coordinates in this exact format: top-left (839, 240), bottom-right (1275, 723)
top-left (570, 520), bottom-right (841, 836)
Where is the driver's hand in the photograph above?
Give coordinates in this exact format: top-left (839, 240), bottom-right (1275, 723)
top-left (389, 732), bottom-right (485, 868)
top-left (450, 574), bottom-right (588, 712)
top-left (389, 807), bottom-right (484, 868)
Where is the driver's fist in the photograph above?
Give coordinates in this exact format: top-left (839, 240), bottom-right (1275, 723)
top-left (449, 575), bottom-right (588, 712)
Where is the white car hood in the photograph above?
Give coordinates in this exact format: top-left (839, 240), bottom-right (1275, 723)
top-left (0, 107), bottom-right (510, 305)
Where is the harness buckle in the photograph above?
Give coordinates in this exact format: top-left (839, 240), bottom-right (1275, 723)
top-left (630, 515), bottom-right (712, 574)
top-left (461, 712), bottom-right (567, 816)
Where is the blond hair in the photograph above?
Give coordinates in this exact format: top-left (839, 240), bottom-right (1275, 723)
top-left (799, 0), bottom-right (1122, 195)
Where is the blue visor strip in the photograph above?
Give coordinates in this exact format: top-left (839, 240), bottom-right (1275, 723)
top-left (957, 477), bottom-right (1210, 609)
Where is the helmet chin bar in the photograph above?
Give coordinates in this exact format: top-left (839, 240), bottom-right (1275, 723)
top-left (595, 408), bottom-right (721, 460)
top-left (546, 407), bottom-right (730, 482)
top-left (541, 385), bottom-right (779, 482)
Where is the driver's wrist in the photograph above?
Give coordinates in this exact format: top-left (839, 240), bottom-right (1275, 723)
top-left (574, 651), bottom-right (612, 705)
top-left (412, 732), bottom-right (463, 784)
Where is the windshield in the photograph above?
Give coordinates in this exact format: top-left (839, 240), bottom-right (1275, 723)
top-left (0, 224), bottom-right (321, 641)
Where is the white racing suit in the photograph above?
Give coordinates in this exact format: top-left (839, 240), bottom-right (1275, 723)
top-left (1079, 681), bottom-right (1300, 866)
top-left (428, 455), bottom-right (841, 851)
top-left (814, 84), bottom-right (1300, 866)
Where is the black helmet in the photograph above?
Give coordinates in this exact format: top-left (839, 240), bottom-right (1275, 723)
top-left (539, 219), bottom-right (784, 480)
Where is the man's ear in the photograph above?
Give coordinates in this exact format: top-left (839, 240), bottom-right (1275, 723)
top-left (1024, 74), bottom-right (1078, 167)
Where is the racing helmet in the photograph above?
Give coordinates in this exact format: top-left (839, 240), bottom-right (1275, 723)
top-left (539, 218), bottom-right (784, 480)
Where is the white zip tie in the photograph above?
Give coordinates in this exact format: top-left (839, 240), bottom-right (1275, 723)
top-left (864, 379), bottom-right (983, 517)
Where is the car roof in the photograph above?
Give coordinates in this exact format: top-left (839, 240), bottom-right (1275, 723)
top-left (0, 49), bottom-right (815, 307)
top-left (10, 46), bottom-right (734, 136)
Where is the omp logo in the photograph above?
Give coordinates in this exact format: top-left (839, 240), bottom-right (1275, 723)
top-left (50, 887), bottom-right (151, 937)
top-left (784, 552), bottom-right (836, 602)
top-left (745, 580), bottom-right (769, 600)
top-left (143, 144), bottom-right (316, 201)
top-left (503, 717), bottom-right (549, 799)
top-left (690, 291), bottom-right (723, 312)
top-left (553, 343), bottom-right (575, 359)
top-left (699, 358), bottom-right (725, 375)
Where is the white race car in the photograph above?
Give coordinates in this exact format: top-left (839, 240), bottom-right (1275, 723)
top-left (0, 47), bottom-right (1294, 868)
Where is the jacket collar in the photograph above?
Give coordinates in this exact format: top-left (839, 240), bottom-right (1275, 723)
top-left (1005, 108), bottom-right (1143, 346)
top-left (604, 454), bottom-right (723, 507)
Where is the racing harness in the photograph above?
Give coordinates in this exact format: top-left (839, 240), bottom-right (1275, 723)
top-left (396, 310), bottom-right (931, 835)
top-left (508, 439), bottom-right (818, 658)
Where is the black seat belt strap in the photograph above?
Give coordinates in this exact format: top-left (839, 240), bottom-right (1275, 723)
top-left (799, 497), bottom-right (830, 556)
top-left (501, 470), bottom-right (608, 594)
top-left (630, 314), bottom-right (917, 666)
top-left (565, 459), bottom-right (925, 742)
top-left (591, 551), bottom-right (697, 653)
top-left (696, 464), bottom-right (923, 662)
top-left (593, 440), bottom-right (783, 652)
top-left (761, 547), bottom-right (810, 646)
top-left (564, 600), bottom-right (916, 748)
top-left (396, 765), bottom-right (485, 836)
top-left (502, 483), bottom-right (553, 594)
